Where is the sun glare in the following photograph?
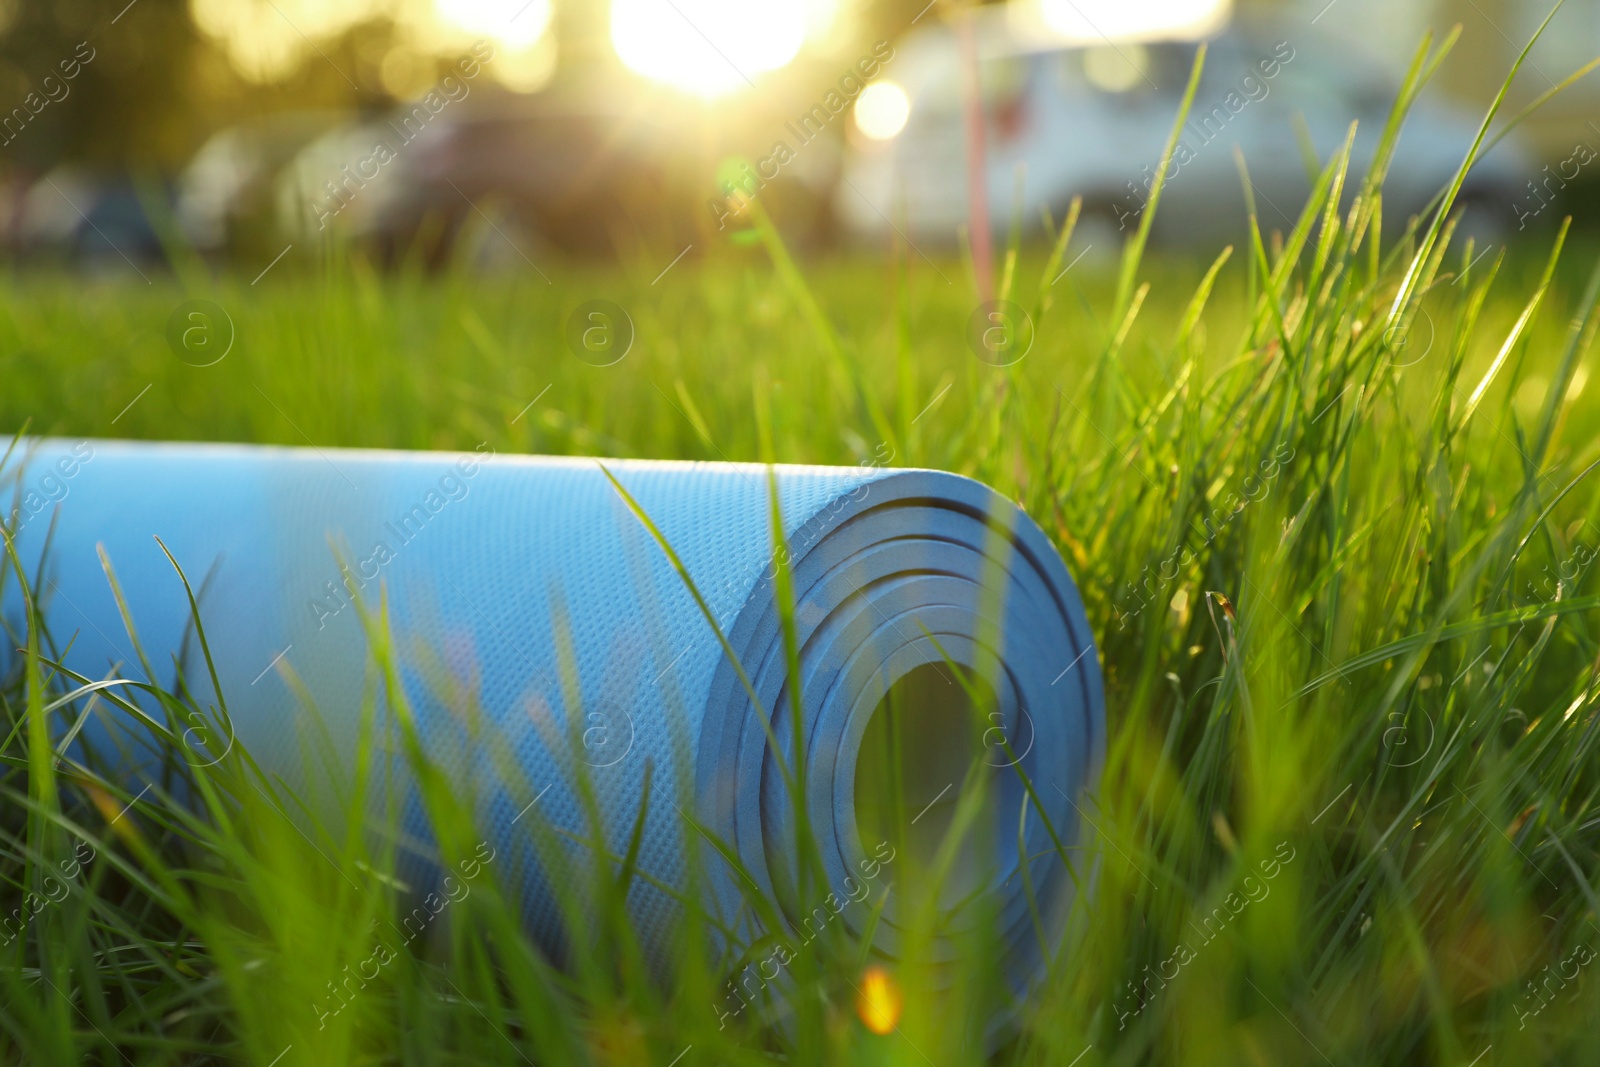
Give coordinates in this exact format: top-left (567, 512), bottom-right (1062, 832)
top-left (610, 0), bottom-right (808, 97)
top-left (1038, 0), bottom-right (1232, 42)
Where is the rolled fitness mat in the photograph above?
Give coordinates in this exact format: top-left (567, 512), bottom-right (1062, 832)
top-left (3, 438), bottom-right (1103, 1001)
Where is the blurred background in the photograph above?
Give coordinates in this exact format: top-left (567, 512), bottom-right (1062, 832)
top-left (0, 0), bottom-right (1595, 272)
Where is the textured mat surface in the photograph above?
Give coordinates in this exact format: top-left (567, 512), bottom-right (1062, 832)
top-left (5, 438), bottom-right (1102, 991)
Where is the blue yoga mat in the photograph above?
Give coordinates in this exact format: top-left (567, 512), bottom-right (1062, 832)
top-left (4, 438), bottom-right (1103, 996)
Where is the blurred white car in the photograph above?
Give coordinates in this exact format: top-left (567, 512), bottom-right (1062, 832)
top-left (839, 12), bottom-right (1530, 245)
top-left (178, 112), bottom-right (344, 256)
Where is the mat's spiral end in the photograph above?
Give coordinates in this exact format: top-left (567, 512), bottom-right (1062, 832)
top-left (699, 469), bottom-right (1104, 1019)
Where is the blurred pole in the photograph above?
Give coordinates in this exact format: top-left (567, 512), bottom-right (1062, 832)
top-left (956, 3), bottom-right (992, 303)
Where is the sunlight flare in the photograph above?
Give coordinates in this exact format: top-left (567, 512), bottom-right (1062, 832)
top-left (610, 0), bottom-right (809, 96)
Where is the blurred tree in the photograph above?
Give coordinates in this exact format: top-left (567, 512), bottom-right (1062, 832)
top-left (0, 0), bottom-right (210, 169)
top-left (0, 0), bottom-right (923, 173)
top-left (0, 0), bottom-right (433, 173)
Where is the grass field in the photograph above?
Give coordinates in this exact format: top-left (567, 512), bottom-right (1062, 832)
top-left (6, 31), bottom-right (1600, 1067)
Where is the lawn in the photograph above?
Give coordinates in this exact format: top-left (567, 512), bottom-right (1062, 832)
top-left (5, 34), bottom-right (1600, 1067)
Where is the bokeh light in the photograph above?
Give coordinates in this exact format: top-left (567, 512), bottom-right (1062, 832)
top-left (854, 80), bottom-right (911, 140)
top-left (1082, 43), bottom-right (1151, 92)
top-left (855, 966), bottom-right (902, 1035)
top-left (189, 0), bottom-right (555, 92)
top-left (434, 0), bottom-right (551, 50)
top-left (190, 0), bottom-right (379, 84)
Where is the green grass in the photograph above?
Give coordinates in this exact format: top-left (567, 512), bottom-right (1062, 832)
top-left (6, 27), bottom-right (1600, 1067)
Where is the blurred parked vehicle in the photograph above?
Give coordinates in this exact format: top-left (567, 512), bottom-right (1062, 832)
top-left (10, 168), bottom-right (168, 272)
top-left (177, 112), bottom-right (344, 259)
top-left (267, 79), bottom-right (838, 265)
top-left (840, 10), bottom-right (1532, 246)
top-left (274, 118), bottom-right (421, 248)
